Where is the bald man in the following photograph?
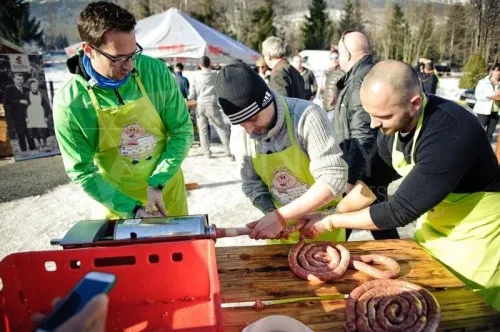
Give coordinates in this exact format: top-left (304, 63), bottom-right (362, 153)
top-left (333, 30), bottom-right (399, 240)
top-left (300, 60), bottom-right (500, 311)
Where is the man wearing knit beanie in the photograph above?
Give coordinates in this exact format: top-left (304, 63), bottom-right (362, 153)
top-left (215, 63), bottom-right (348, 242)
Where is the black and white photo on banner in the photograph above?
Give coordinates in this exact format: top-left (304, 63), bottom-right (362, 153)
top-left (0, 54), bottom-right (60, 161)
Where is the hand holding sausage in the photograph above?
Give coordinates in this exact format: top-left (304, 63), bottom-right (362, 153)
top-left (247, 210), bottom-right (285, 240)
top-left (299, 212), bottom-right (333, 239)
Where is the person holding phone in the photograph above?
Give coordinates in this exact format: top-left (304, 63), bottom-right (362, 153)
top-left (33, 271), bottom-right (115, 332)
top-left (53, 1), bottom-right (193, 220)
top-left (473, 63), bottom-right (500, 143)
top-left (33, 294), bottom-right (109, 332)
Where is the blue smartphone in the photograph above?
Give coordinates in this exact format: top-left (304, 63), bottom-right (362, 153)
top-left (36, 271), bottom-right (116, 332)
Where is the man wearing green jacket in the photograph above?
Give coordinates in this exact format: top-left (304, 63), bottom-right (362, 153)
top-left (54, 2), bottom-right (193, 219)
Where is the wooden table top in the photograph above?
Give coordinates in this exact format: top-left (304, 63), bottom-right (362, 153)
top-left (216, 239), bottom-right (499, 331)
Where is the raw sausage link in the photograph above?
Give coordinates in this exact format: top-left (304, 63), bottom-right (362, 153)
top-left (289, 241), bottom-right (401, 281)
top-left (344, 279), bottom-right (440, 332)
top-left (288, 241), bottom-right (351, 283)
top-left (349, 254), bottom-right (401, 279)
top-left (279, 219), bottom-right (307, 239)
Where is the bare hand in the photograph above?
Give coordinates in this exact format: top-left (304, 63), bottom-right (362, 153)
top-left (20, 99), bottom-right (28, 105)
top-left (146, 186), bottom-right (167, 216)
top-left (246, 211), bottom-right (284, 240)
top-left (32, 294), bottom-right (109, 332)
top-left (299, 212), bottom-right (332, 239)
top-left (135, 207), bottom-right (163, 218)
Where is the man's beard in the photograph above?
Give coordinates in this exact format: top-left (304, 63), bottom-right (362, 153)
top-left (398, 111), bottom-right (417, 133)
top-left (382, 112), bottom-right (414, 136)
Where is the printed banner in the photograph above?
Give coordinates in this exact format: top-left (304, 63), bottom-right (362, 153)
top-left (0, 54), bottom-right (60, 161)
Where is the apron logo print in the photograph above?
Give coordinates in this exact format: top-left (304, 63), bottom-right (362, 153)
top-left (120, 122), bottom-right (157, 165)
top-left (270, 167), bottom-right (309, 205)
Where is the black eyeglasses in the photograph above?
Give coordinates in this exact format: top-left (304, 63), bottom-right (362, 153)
top-left (341, 30), bottom-right (353, 61)
top-left (91, 43), bottom-right (143, 66)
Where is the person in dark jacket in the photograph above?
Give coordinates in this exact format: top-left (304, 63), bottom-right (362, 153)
top-left (0, 57), bottom-right (15, 139)
top-left (292, 55), bottom-right (317, 101)
top-left (334, 30), bottom-right (399, 240)
top-left (262, 36), bottom-right (305, 99)
top-left (3, 72), bottom-right (36, 152)
top-left (174, 63), bottom-right (190, 99)
top-left (322, 50), bottom-right (345, 116)
top-left (418, 62), bottom-right (438, 95)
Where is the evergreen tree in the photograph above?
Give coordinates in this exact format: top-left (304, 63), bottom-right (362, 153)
top-left (54, 34), bottom-right (69, 49)
top-left (459, 54), bottom-right (488, 89)
top-left (248, 0), bottom-right (276, 52)
top-left (0, 0), bottom-right (44, 47)
top-left (301, 0), bottom-right (334, 50)
top-left (353, 1), bottom-right (364, 33)
top-left (45, 34), bottom-right (69, 51)
top-left (190, 0), bottom-right (216, 25)
top-left (339, 0), bottom-right (356, 33)
top-left (190, 0), bottom-right (236, 40)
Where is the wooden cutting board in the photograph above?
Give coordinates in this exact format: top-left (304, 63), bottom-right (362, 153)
top-left (216, 239), bottom-right (500, 331)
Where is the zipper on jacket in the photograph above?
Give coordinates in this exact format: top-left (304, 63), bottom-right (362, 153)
top-left (114, 89), bottom-right (125, 105)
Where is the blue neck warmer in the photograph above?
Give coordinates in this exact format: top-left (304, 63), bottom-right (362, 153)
top-left (82, 54), bottom-right (130, 89)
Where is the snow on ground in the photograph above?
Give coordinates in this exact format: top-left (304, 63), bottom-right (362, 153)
top-left (0, 144), bottom-right (417, 261)
top-left (44, 63), bottom-right (72, 103)
top-left (0, 76), bottom-right (482, 261)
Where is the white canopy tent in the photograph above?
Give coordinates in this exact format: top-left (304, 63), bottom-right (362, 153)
top-left (65, 8), bottom-right (261, 66)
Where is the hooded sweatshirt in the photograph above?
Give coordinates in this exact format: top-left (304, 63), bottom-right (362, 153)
top-left (188, 68), bottom-right (218, 103)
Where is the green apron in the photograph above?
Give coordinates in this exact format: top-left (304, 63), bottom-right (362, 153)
top-left (251, 99), bottom-right (345, 244)
top-left (391, 102), bottom-right (500, 311)
top-left (75, 74), bottom-right (188, 219)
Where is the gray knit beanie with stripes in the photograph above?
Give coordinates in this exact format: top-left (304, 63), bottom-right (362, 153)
top-left (215, 62), bottom-right (274, 125)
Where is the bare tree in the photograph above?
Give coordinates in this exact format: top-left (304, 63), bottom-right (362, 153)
top-left (470, 0), bottom-right (500, 63)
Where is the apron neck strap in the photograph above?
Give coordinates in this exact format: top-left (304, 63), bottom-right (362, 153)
top-left (281, 97), bottom-right (297, 146)
top-left (134, 74), bottom-right (147, 96)
top-left (393, 94), bottom-right (428, 165)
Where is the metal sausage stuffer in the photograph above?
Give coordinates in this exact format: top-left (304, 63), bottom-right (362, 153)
top-left (50, 215), bottom-right (217, 249)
